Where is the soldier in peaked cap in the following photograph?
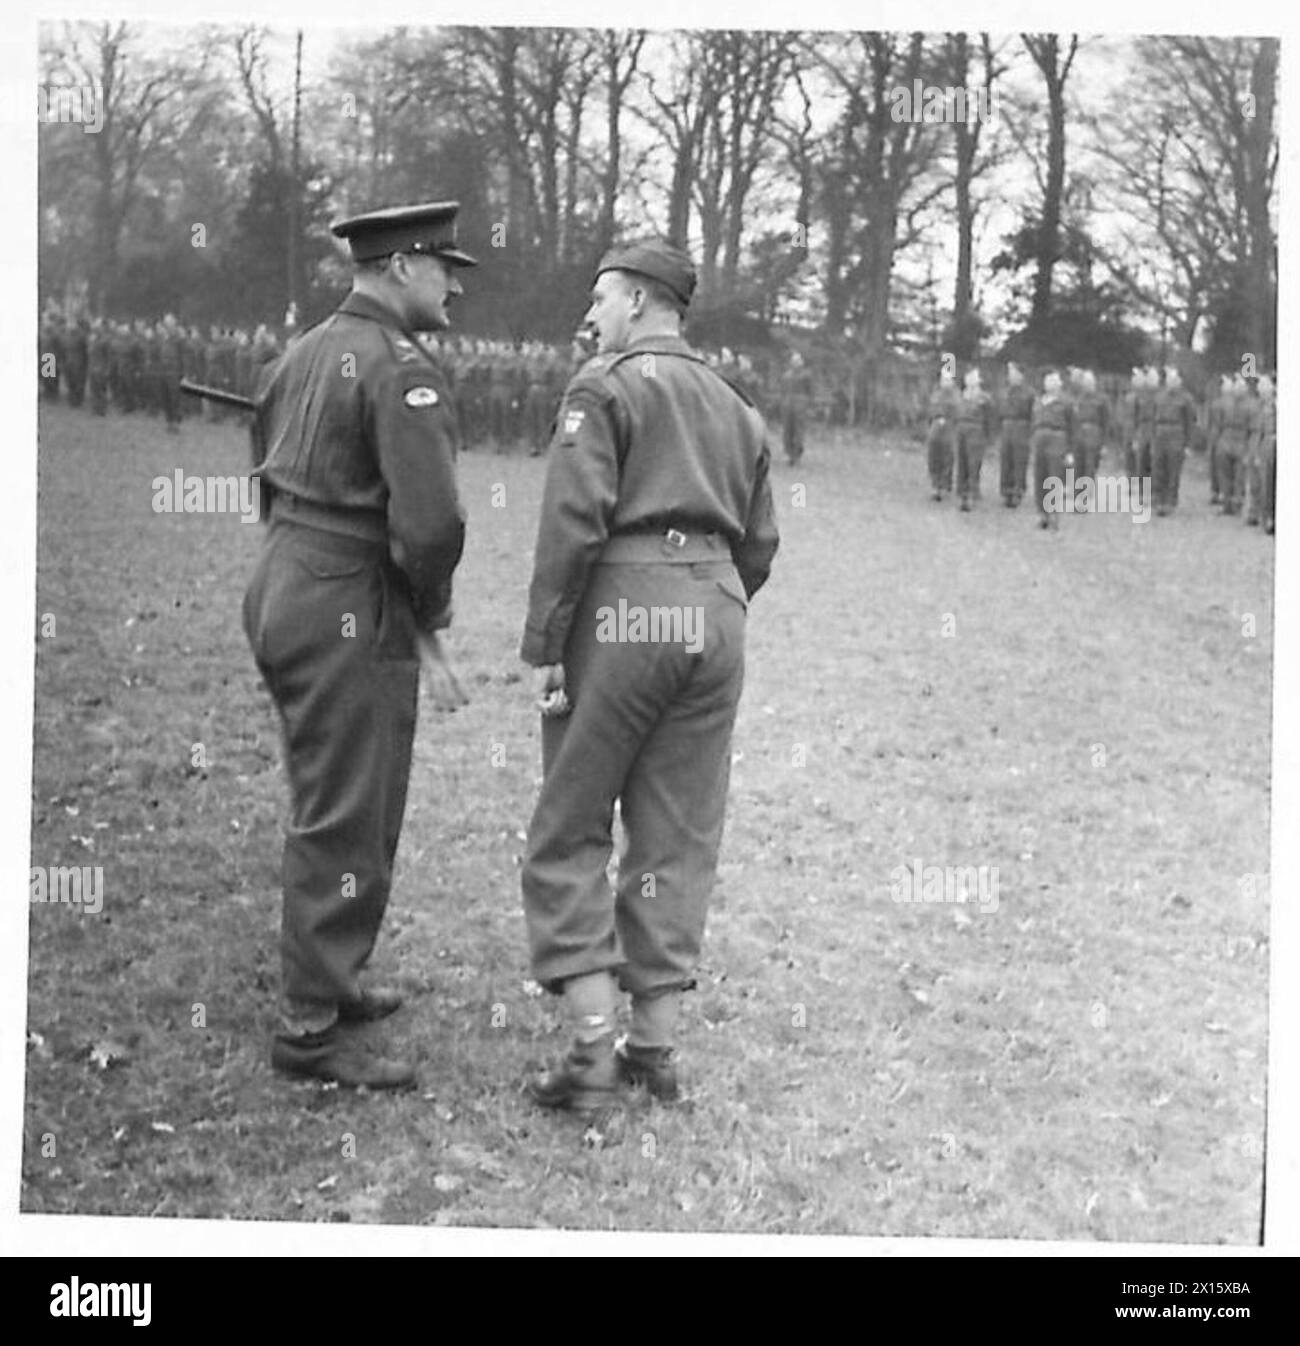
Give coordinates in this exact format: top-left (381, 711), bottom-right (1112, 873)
top-left (243, 201), bottom-right (476, 1090)
top-left (519, 239), bottom-right (778, 1112)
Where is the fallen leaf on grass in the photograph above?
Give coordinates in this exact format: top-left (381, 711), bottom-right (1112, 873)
top-left (317, 1174), bottom-right (339, 1191)
top-left (433, 1173), bottom-right (463, 1194)
top-left (88, 1040), bottom-right (129, 1071)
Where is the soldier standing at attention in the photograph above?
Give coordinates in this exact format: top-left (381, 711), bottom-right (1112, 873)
top-left (519, 240), bottom-right (779, 1112)
top-left (925, 361), bottom-right (960, 501)
top-left (1151, 366), bottom-right (1196, 517)
top-left (998, 362), bottom-right (1034, 508)
top-left (1031, 369), bottom-right (1074, 531)
top-left (955, 367), bottom-right (995, 511)
top-left (243, 201), bottom-right (477, 1089)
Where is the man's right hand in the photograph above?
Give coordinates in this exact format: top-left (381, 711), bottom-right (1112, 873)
top-left (417, 631), bottom-right (469, 711)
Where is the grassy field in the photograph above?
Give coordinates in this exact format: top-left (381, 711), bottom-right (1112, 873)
top-left (23, 401), bottom-right (1271, 1241)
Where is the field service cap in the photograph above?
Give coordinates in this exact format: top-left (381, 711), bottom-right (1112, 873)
top-left (596, 239), bottom-right (697, 307)
top-left (332, 201), bottom-right (478, 266)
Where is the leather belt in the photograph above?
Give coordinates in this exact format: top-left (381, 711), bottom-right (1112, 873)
top-left (600, 529), bottom-right (731, 563)
top-left (269, 492), bottom-right (387, 544)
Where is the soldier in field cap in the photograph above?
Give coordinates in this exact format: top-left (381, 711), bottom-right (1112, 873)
top-left (243, 201), bottom-right (476, 1089)
top-left (519, 237), bottom-right (780, 1113)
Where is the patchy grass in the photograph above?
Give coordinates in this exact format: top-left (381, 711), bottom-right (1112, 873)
top-left (25, 402), bottom-right (1270, 1240)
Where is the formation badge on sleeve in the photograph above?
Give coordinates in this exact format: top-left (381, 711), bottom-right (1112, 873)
top-left (562, 408), bottom-right (585, 436)
top-left (404, 386), bottom-right (439, 408)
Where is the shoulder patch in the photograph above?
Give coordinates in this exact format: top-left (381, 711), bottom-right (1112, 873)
top-left (404, 385), bottom-right (439, 408)
top-left (562, 407), bottom-right (586, 436)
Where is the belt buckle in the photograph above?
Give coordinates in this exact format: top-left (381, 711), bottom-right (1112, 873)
top-left (664, 527), bottom-right (687, 549)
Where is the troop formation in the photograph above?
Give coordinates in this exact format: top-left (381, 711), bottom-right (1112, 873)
top-left (923, 361), bottom-right (1277, 533)
top-left (38, 304), bottom-right (283, 429)
top-left (416, 336), bottom-right (580, 454)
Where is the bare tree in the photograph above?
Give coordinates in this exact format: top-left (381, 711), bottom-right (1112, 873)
top-left (939, 32), bottom-right (1009, 355)
top-left (42, 21), bottom-right (215, 310)
top-left (1019, 33), bottom-right (1079, 324)
top-left (806, 32), bottom-right (945, 351)
top-left (596, 30), bottom-right (645, 255)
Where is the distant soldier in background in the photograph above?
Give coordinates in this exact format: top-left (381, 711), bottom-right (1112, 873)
top-left (207, 325), bottom-right (235, 421)
top-left (1151, 366), bottom-right (1196, 517)
top-left (39, 308), bottom-right (64, 401)
top-left (87, 319), bottom-right (111, 416)
top-left (234, 328), bottom-right (254, 401)
top-left (64, 316), bottom-right (89, 409)
top-left (925, 362), bottom-right (960, 501)
top-left (1215, 373), bottom-right (1253, 516)
top-left (487, 346), bottom-right (513, 451)
top-left (1134, 366), bottom-right (1158, 503)
top-left (108, 322), bottom-right (131, 413)
top-left (998, 362), bottom-right (1034, 507)
top-left (1119, 369), bottom-right (1141, 480)
top-left (252, 322), bottom-right (281, 372)
top-left (1031, 369), bottom-right (1074, 531)
top-left (1072, 369), bottom-right (1108, 510)
top-left (158, 315), bottom-right (184, 432)
top-left (142, 321), bottom-right (164, 416)
top-left (779, 351), bottom-right (812, 466)
top-left (1247, 374), bottom-right (1276, 534)
top-left (181, 325), bottom-right (204, 419)
top-left (955, 367), bottom-right (995, 511)
top-left (522, 345), bottom-right (552, 457)
top-left (127, 321), bottom-right (149, 415)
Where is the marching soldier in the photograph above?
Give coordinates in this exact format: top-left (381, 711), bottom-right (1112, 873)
top-left (925, 362), bottom-right (960, 501)
top-left (1072, 369), bottom-right (1108, 509)
top-left (1134, 366), bottom-right (1158, 503)
top-left (1151, 366), bottom-right (1196, 517)
top-left (1031, 369), bottom-right (1074, 530)
top-left (1215, 373), bottom-right (1253, 516)
top-left (998, 362), bottom-right (1034, 507)
top-left (1119, 369), bottom-right (1141, 481)
top-left (243, 200), bottom-right (477, 1089)
top-left (955, 367), bottom-right (995, 511)
top-left (520, 239), bottom-right (779, 1111)
top-left (1245, 375), bottom-right (1276, 531)
top-left (1206, 374), bottom-right (1232, 507)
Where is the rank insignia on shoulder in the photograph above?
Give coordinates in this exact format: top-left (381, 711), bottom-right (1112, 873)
top-left (562, 408), bottom-right (585, 435)
top-left (404, 386), bottom-right (439, 408)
